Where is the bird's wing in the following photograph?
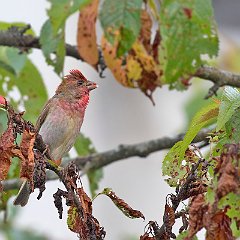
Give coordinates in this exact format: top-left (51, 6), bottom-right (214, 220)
top-left (35, 98), bottom-right (53, 132)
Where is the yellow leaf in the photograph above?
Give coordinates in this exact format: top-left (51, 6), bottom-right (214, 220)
top-left (101, 36), bottom-right (129, 87)
top-left (126, 56), bottom-right (142, 81)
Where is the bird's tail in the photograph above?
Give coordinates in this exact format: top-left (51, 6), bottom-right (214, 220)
top-left (13, 179), bottom-right (31, 207)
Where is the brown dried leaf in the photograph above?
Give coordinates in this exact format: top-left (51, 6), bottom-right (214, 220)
top-left (187, 194), bottom-right (207, 238)
top-left (205, 211), bottom-right (234, 240)
top-left (164, 204), bottom-right (175, 227)
top-left (77, 187), bottom-right (92, 215)
top-left (0, 121), bottom-right (15, 182)
top-left (216, 144), bottom-right (240, 199)
top-left (77, 0), bottom-right (99, 68)
top-left (130, 40), bottom-right (161, 103)
top-left (163, 203), bottom-right (175, 238)
top-left (68, 187), bottom-right (105, 239)
top-left (33, 150), bottom-right (46, 200)
top-left (53, 188), bottom-right (68, 219)
top-left (19, 129), bottom-right (36, 189)
top-left (101, 36), bottom-right (128, 86)
top-left (140, 233), bottom-right (155, 240)
top-left (99, 188), bottom-right (145, 220)
top-left (152, 30), bottom-right (161, 63)
top-left (139, 10), bottom-right (152, 53)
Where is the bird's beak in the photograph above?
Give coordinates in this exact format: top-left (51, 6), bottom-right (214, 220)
top-left (86, 80), bottom-right (98, 91)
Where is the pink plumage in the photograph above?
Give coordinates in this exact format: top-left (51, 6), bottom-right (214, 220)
top-left (13, 70), bottom-right (97, 206)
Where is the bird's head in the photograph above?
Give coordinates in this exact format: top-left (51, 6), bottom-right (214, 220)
top-left (56, 70), bottom-right (97, 100)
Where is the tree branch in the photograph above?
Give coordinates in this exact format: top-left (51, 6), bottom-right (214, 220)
top-left (1, 27), bottom-right (240, 95)
top-left (195, 66), bottom-right (240, 98)
top-left (0, 27), bottom-right (83, 60)
top-left (2, 127), bottom-right (211, 192)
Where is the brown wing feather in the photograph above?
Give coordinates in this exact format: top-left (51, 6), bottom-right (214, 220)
top-left (35, 98), bottom-right (53, 132)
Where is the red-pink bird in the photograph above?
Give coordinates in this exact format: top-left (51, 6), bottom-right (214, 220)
top-left (14, 70), bottom-right (97, 206)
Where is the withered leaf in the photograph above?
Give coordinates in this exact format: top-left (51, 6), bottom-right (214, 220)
top-left (77, 0), bottom-right (99, 68)
top-left (152, 30), bottom-right (161, 63)
top-left (77, 187), bottom-right (92, 215)
top-left (99, 188), bottom-right (145, 220)
top-left (205, 211), bottom-right (234, 240)
top-left (164, 204), bottom-right (175, 228)
top-left (101, 36), bottom-right (128, 87)
top-left (0, 121), bottom-right (15, 182)
top-left (139, 10), bottom-right (152, 53)
top-left (140, 232), bottom-right (155, 240)
top-left (216, 144), bottom-right (239, 199)
top-left (53, 188), bottom-right (68, 219)
top-left (19, 129), bottom-right (36, 190)
top-left (67, 187), bottom-right (105, 239)
top-left (187, 194), bottom-right (207, 239)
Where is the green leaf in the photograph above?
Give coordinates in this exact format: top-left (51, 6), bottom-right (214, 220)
top-left (176, 231), bottom-right (198, 240)
top-left (218, 192), bottom-right (240, 238)
top-left (40, 0), bottom-right (91, 74)
top-left (0, 108), bottom-right (8, 135)
top-left (99, 0), bottom-right (142, 56)
top-left (225, 106), bottom-right (240, 143)
top-left (163, 102), bottom-right (218, 186)
top-left (47, 0), bottom-right (91, 34)
top-left (0, 47), bottom-right (27, 76)
top-left (74, 133), bottom-right (95, 156)
top-left (0, 55), bottom-right (48, 123)
top-left (159, 0), bottom-right (219, 86)
top-left (74, 134), bottom-right (103, 197)
top-left (216, 87), bottom-right (240, 131)
top-left (40, 20), bottom-right (65, 74)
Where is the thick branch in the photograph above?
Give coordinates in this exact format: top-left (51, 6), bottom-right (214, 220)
top-left (195, 66), bottom-right (240, 98)
top-left (2, 127), bottom-right (211, 191)
top-left (0, 28), bottom-right (82, 60)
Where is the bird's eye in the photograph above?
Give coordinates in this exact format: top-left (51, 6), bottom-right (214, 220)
top-left (77, 80), bottom-right (84, 86)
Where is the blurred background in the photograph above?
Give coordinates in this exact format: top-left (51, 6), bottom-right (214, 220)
top-left (0, 0), bottom-right (240, 239)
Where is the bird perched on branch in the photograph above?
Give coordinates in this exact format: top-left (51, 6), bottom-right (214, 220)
top-left (14, 69), bottom-right (97, 206)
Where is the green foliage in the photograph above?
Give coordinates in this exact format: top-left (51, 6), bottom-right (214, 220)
top-left (225, 107), bottom-right (240, 143)
top-left (74, 134), bottom-right (103, 197)
top-left (40, 20), bottom-right (65, 74)
top-left (100, 0), bottom-right (142, 56)
top-left (184, 81), bottom-right (213, 126)
top-left (176, 231), bottom-right (198, 240)
top-left (218, 193), bottom-right (240, 237)
top-left (216, 87), bottom-right (240, 131)
top-left (40, 0), bottom-right (91, 74)
top-left (159, 0), bottom-right (219, 87)
top-left (163, 102), bottom-right (218, 186)
top-left (0, 48), bottom-right (48, 123)
top-left (0, 47), bottom-right (27, 75)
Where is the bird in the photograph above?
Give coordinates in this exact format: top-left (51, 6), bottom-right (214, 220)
top-left (13, 69), bottom-right (97, 206)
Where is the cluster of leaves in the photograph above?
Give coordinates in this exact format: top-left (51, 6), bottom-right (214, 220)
top-left (0, 100), bottom-right (46, 208)
top-left (154, 86), bottom-right (240, 239)
top-left (87, 0), bottom-right (218, 102)
top-left (141, 142), bottom-right (239, 239)
top-left (0, 0), bottom-right (219, 106)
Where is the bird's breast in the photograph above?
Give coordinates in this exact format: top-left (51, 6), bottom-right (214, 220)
top-left (39, 100), bottom-right (85, 160)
